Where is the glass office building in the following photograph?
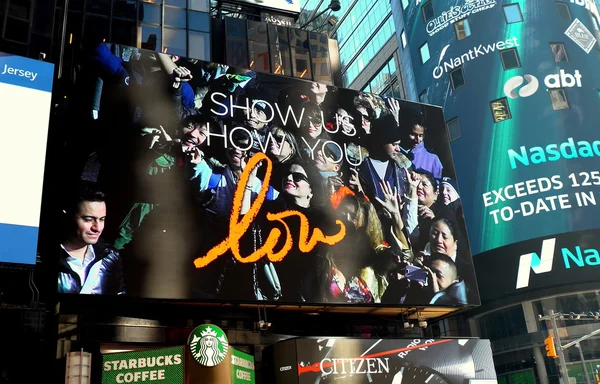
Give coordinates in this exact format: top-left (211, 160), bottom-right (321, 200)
top-left (299, 0), bottom-right (409, 98)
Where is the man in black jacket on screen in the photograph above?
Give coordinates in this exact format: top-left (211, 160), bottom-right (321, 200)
top-left (57, 182), bottom-right (125, 295)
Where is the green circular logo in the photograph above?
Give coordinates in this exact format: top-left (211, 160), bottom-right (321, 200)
top-left (188, 324), bottom-right (229, 367)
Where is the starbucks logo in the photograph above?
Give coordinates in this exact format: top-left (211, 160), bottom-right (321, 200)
top-left (188, 324), bottom-right (229, 367)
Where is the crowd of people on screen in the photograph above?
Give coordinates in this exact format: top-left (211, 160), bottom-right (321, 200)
top-left (58, 43), bottom-right (474, 306)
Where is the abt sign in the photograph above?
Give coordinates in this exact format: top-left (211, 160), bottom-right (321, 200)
top-left (504, 70), bottom-right (583, 99)
top-left (544, 69), bottom-right (582, 88)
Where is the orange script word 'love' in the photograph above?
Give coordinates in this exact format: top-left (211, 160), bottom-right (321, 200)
top-left (193, 152), bottom-right (346, 268)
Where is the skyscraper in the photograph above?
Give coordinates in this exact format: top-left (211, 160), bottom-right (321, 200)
top-left (299, 0), bottom-right (409, 98)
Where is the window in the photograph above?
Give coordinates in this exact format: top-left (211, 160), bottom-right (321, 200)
top-left (3, 17), bottom-right (29, 43)
top-left (112, 19), bottom-right (137, 46)
top-left (249, 41), bottom-right (270, 72)
top-left (499, 48), bottom-right (521, 70)
top-left (392, 81), bottom-right (403, 98)
top-left (450, 67), bottom-right (466, 90)
top-left (3, 0), bottom-right (32, 44)
top-left (475, 305), bottom-right (528, 341)
top-left (248, 20), bottom-right (270, 73)
top-left (402, 0), bottom-right (409, 10)
top-left (366, 57), bottom-right (397, 94)
top-left (140, 3), bottom-right (161, 24)
top-left (418, 89), bottom-right (428, 104)
top-left (163, 27), bottom-right (186, 56)
top-left (550, 43), bottom-right (569, 62)
top-left (592, 15), bottom-right (600, 31)
top-left (533, 291), bottom-right (600, 322)
top-left (401, 30), bottom-right (407, 49)
top-left (422, 1), bottom-right (435, 22)
top-left (141, 24), bottom-right (161, 51)
top-left (454, 19), bottom-right (471, 40)
top-left (166, 0), bottom-right (186, 6)
top-left (446, 118), bottom-right (461, 142)
top-left (549, 89), bottom-right (569, 110)
top-left (189, 30), bottom-right (210, 61)
top-left (225, 17), bottom-right (248, 68)
top-left (339, 15), bottom-right (396, 85)
top-left (503, 4), bottom-right (523, 24)
top-left (269, 25), bottom-right (291, 76)
top-left (490, 97), bottom-right (511, 123)
top-left (190, 0), bottom-right (210, 12)
top-left (419, 42), bottom-right (430, 64)
top-left (84, 15), bottom-right (109, 44)
top-left (113, 1), bottom-right (137, 20)
top-left (164, 7), bottom-right (186, 28)
top-left (556, 2), bottom-right (572, 21)
top-left (310, 32), bottom-right (332, 84)
top-left (189, 11), bottom-right (210, 32)
top-left (86, 0), bottom-right (111, 16)
top-left (290, 29), bottom-right (312, 79)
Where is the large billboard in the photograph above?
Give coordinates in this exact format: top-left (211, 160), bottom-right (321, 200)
top-left (263, 337), bottom-right (497, 384)
top-left (395, 0), bottom-right (600, 300)
top-left (52, 43), bottom-right (478, 307)
top-left (0, 52), bottom-right (54, 265)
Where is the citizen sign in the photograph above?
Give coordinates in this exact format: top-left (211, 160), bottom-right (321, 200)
top-left (320, 358), bottom-right (390, 375)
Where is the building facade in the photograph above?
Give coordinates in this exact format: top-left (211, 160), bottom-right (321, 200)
top-left (299, 0), bottom-right (410, 97)
top-left (392, 1), bottom-right (600, 384)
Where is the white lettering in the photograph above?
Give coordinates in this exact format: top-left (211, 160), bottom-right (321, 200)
top-left (433, 37), bottom-right (519, 79)
top-left (318, 358), bottom-right (390, 375)
top-left (320, 358), bottom-right (333, 374)
top-left (210, 92), bottom-right (228, 116)
top-left (0, 64), bottom-right (38, 81)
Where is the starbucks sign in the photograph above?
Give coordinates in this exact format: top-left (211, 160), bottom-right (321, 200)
top-left (188, 324), bottom-right (229, 367)
top-left (102, 347), bottom-right (184, 384)
top-left (231, 349), bottom-right (255, 384)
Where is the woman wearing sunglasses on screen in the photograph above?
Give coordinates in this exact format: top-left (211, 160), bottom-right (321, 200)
top-left (262, 125), bottom-right (303, 192)
top-left (250, 159), bottom-right (333, 303)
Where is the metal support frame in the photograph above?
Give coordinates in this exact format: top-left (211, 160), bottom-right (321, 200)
top-left (539, 310), bottom-right (600, 384)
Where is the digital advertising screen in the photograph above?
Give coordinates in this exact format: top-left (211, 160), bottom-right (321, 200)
top-left (397, 0), bottom-right (600, 301)
top-left (264, 337), bottom-right (497, 384)
top-left (0, 52), bottom-right (54, 265)
top-left (52, 43), bottom-right (478, 307)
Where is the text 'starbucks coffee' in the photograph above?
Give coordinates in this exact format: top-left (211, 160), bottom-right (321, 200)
top-left (187, 324), bottom-right (229, 367)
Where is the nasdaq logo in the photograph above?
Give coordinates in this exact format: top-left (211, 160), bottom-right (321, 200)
top-left (516, 238), bottom-right (600, 289)
top-left (515, 238), bottom-right (556, 289)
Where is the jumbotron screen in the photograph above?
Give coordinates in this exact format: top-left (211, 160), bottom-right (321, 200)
top-left (51, 43), bottom-right (478, 307)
